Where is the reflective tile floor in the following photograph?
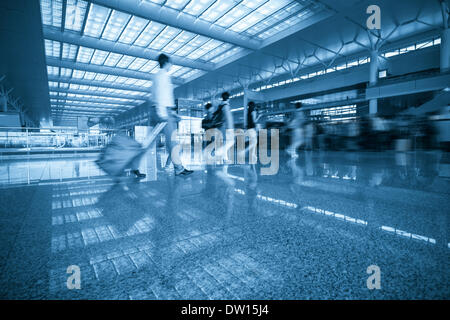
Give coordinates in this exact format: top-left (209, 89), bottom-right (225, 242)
top-left (0, 150), bottom-right (449, 299)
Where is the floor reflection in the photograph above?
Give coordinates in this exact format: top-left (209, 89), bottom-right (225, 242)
top-left (0, 150), bottom-right (448, 299)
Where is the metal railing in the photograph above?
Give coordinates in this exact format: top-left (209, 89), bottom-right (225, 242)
top-left (0, 126), bottom-right (120, 149)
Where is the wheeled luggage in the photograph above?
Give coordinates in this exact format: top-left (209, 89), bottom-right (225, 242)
top-left (96, 122), bottom-right (166, 177)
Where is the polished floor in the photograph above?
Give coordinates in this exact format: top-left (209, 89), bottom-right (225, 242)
top-left (0, 149), bottom-right (449, 299)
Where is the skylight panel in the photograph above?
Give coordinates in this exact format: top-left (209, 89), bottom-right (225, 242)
top-left (105, 75), bottom-right (118, 82)
top-left (90, 86), bottom-right (107, 92)
top-left (64, 0), bottom-right (88, 32)
top-left (116, 55), bottom-right (135, 68)
top-left (257, 26), bottom-right (278, 39)
top-left (211, 47), bottom-right (242, 63)
top-left (84, 4), bottom-right (111, 38)
top-left (101, 10), bottom-right (131, 41)
top-left (143, 0), bottom-right (165, 5)
top-left (242, 0), bottom-right (269, 10)
top-left (200, 0), bottom-right (237, 23)
top-left (271, 7), bottom-right (293, 21)
top-left (134, 80), bottom-right (152, 88)
top-left (76, 46), bottom-right (95, 63)
top-left (62, 43), bottom-right (78, 60)
top-left (162, 31), bottom-right (196, 54)
top-left (164, 0), bottom-right (191, 11)
top-left (118, 16), bottom-right (149, 45)
top-left (184, 0), bottom-right (215, 16)
top-left (123, 78), bottom-right (138, 85)
top-left (244, 16), bottom-right (275, 36)
top-left (279, 16), bottom-right (299, 27)
top-left (44, 39), bottom-right (52, 56)
top-left (45, 40), bottom-right (60, 58)
top-left (94, 73), bottom-right (108, 81)
top-left (149, 26), bottom-right (181, 50)
top-left (83, 72), bottom-right (96, 80)
top-left (90, 49), bottom-right (109, 65)
top-left (69, 83), bottom-right (80, 90)
top-left (187, 47), bottom-right (208, 60)
top-left (216, 4), bottom-right (253, 28)
top-left (60, 68), bottom-right (73, 77)
top-left (47, 66), bottom-right (59, 76)
top-left (181, 69), bottom-right (201, 79)
top-left (172, 67), bottom-right (192, 77)
top-left (72, 70), bottom-right (85, 78)
top-left (168, 65), bottom-right (183, 75)
top-left (229, 10), bottom-right (265, 33)
top-left (114, 76), bottom-right (129, 84)
top-left (139, 60), bottom-right (158, 72)
top-left (201, 43), bottom-right (233, 61)
top-left (134, 21), bottom-right (165, 47)
top-left (127, 58), bottom-right (148, 70)
top-left (175, 43), bottom-right (197, 57)
top-left (103, 52), bottom-right (123, 66)
top-left (40, 0), bottom-right (53, 26)
top-left (256, 0), bottom-right (290, 16)
top-left (40, 0), bottom-right (63, 28)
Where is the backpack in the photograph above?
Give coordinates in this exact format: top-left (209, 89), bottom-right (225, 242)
top-left (210, 103), bottom-right (225, 128)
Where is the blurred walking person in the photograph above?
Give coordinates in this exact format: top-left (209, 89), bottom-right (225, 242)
top-left (214, 92), bottom-right (235, 185)
top-left (287, 102), bottom-right (306, 158)
top-left (245, 101), bottom-right (258, 163)
top-left (153, 54), bottom-right (193, 176)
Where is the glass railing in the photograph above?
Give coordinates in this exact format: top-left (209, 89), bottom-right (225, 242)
top-left (0, 127), bottom-right (120, 150)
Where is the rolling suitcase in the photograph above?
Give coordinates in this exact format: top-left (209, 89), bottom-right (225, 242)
top-left (96, 122), bottom-right (166, 177)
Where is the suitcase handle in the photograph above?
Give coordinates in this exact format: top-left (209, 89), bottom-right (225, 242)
top-left (141, 122), bottom-right (167, 149)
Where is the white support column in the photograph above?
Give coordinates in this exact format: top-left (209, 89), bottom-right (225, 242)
top-left (369, 50), bottom-right (379, 114)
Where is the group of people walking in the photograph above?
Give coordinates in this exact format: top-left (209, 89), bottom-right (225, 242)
top-left (128, 53), bottom-right (306, 181)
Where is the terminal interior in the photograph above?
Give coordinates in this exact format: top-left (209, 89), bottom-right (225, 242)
top-left (0, 0), bottom-right (449, 299)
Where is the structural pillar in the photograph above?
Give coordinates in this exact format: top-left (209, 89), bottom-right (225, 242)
top-left (0, 95), bottom-right (6, 112)
top-left (440, 1), bottom-right (450, 72)
top-left (243, 87), bottom-right (248, 129)
top-left (369, 50), bottom-right (379, 114)
top-left (442, 29), bottom-right (450, 72)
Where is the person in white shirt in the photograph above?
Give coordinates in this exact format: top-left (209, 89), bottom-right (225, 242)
top-left (287, 102), bottom-right (306, 157)
top-left (153, 54), bottom-right (193, 176)
top-left (214, 92), bottom-right (236, 185)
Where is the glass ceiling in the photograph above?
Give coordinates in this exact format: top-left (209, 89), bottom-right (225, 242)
top-left (40, 0), bottom-right (322, 123)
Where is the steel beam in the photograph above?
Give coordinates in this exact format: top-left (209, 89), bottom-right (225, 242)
top-left (52, 107), bottom-right (121, 114)
top-left (48, 75), bottom-right (150, 93)
top-left (51, 102), bottom-right (130, 110)
top-left (366, 73), bottom-right (450, 100)
top-left (49, 95), bottom-right (141, 106)
top-left (46, 57), bottom-right (183, 85)
top-left (52, 110), bottom-right (116, 115)
top-left (49, 87), bottom-right (149, 100)
top-left (43, 26), bottom-right (214, 71)
top-left (88, 0), bottom-right (260, 50)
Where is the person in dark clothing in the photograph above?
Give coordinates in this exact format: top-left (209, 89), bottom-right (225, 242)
top-left (201, 103), bottom-right (214, 131)
top-left (246, 101), bottom-right (258, 163)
